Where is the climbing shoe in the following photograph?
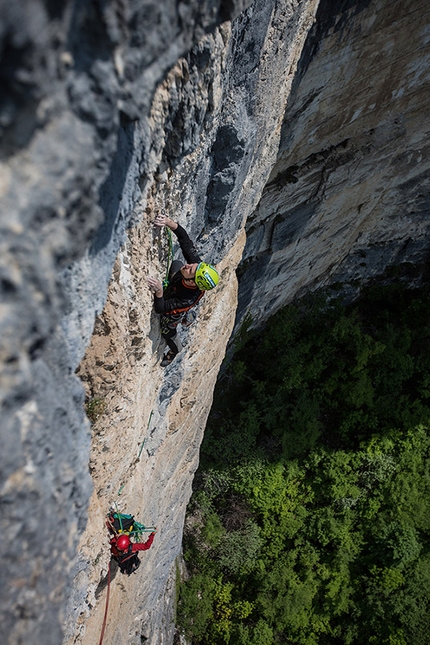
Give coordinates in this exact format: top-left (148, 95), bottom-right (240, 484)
top-left (161, 350), bottom-right (176, 367)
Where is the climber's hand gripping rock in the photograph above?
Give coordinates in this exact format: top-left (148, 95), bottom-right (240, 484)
top-left (153, 213), bottom-right (178, 230)
top-left (153, 213), bottom-right (167, 228)
top-left (147, 276), bottom-right (163, 296)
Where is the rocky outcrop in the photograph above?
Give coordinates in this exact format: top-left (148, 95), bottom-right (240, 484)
top-left (1, 0), bottom-right (429, 643)
top-left (62, 2), bottom-right (320, 644)
top-left (237, 0), bottom-right (430, 328)
top-left (0, 1), bottom-right (318, 644)
top-left (0, 1), bottom-right (255, 644)
top-left (64, 228), bottom-right (245, 645)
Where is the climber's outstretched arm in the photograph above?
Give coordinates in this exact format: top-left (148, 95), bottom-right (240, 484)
top-left (132, 531), bottom-right (156, 552)
top-left (154, 214), bottom-right (201, 265)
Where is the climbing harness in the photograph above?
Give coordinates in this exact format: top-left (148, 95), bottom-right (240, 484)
top-left (162, 227), bottom-right (173, 289)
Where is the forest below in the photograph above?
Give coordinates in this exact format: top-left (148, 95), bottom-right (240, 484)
top-left (177, 272), bottom-right (430, 645)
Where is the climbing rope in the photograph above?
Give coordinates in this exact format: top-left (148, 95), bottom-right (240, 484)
top-left (98, 560), bottom-right (111, 645)
top-left (162, 227), bottom-right (173, 288)
top-left (138, 409), bottom-right (153, 459)
top-left (96, 215), bottom-right (166, 645)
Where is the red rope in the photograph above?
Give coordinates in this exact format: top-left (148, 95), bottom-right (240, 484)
top-left (98, 560), bottom-right (111, 645)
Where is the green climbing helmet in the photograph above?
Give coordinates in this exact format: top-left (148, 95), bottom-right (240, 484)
top-left (194, 262), bottom-right (219, 290)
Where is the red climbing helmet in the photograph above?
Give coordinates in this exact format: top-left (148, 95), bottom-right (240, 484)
top-left (116, 534), bottom-right (131, 551)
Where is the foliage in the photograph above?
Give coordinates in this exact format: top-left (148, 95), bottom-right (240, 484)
top-left (85, 397), bottom-right (107, 424)
top-left (177, 284), bottom-right (430, 644)
top-left (216, 520), bottom-right (262, 574)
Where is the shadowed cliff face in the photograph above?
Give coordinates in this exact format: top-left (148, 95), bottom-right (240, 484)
top-left (237, 0), bottom-right (430, 327)
top-left (0, 1), bottom-right (254, 644)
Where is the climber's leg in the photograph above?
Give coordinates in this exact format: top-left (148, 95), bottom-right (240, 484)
top-left (160, 316), bottom-right (182, 366)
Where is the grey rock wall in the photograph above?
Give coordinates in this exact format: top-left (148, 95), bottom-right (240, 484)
top-left (237, 0), bottom-right (430, 328)
top-left (62, 2), bottom-right (319, 644)
top-left (0, 1), bottom-right (317, 644)
top-left (0, 1), bottom-right (254, 643)
top-left (1, 0), bottom-right (429, 643)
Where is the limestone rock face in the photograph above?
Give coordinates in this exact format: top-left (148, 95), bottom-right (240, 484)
top-left (0, 1), bottom-right (318, 644)
top-left (1, 0), bottom-right (428, 643)
top-left (65, 229), bottom-right (245, 645)
top-left (237, 0), bottom-right (430, 328)
top-left (62, 2), bottom-right (319, 643)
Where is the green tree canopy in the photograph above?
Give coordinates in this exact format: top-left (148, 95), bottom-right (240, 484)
top-left (177, 282), bottom-right (430, 644)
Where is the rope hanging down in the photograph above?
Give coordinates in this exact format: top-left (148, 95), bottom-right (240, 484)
top-left (163, 227), bottom-right (173, 289)
top-left (98, 561), bottom-right (111, 645)
top-left (138, 409), bottom-right (153, 459)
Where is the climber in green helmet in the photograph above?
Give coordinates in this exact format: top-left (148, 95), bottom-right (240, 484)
top-left (147, 214), bottom-right (219, 367)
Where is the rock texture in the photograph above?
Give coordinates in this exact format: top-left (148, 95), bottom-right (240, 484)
top-left (1, 0), bottom-right (429, 644)
top-left (65, 229), bottom-right (245, 645)
top-left (0, 2), bottom-right (256, 644)
top-left (0, 1), bottom-right (318, 644)
top-left (62, 3), bottom-right (320, 644)
top-left (237, 0), bottom-right (430, 329)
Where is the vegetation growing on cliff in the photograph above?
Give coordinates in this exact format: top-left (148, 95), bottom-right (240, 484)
top-left (177, 282), bottom-right (430, 644)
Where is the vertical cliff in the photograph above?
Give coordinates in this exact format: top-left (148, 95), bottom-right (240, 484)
top-left (63, 2), bottom-right (320, 644)
top-left (1, 0), bottom-right (428, 644)
top-left (237, 0), bottom-right (430, 328)
top-left (0, 1), bottom-right (318, 644)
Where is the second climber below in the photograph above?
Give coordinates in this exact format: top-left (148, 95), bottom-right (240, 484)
top-left (147, 213), bottom-right (219, 367)
top-left (110, 531), bottom-right (156, 575)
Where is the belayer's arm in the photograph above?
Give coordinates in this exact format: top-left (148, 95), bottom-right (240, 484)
top-left (132, 532), bottom-right (156, 552)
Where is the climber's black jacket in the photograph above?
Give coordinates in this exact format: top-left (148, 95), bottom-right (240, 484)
top-left (154, 224), bottom-right (204, 316)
